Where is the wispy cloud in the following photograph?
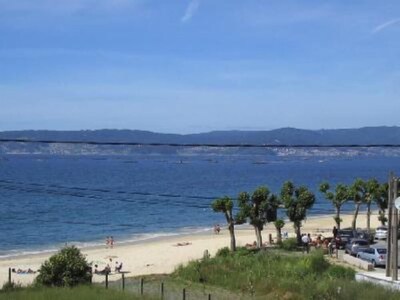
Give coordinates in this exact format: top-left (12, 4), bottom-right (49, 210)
top-left (372, 18), bottom-right (400, 34)
top-left (181, 0), bottom-right (200, 23)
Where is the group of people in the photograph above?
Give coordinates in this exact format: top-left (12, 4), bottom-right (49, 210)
top-left (301, 226), bottom-right (342, 255)
top-left (11, 268), bottom-right (36, 274)
top-left (106, 236), bottom-right (115, 248)
top-left (213, 224), bottom-right (221, 234)
top-left (94, 260), bottom-right (123, 275)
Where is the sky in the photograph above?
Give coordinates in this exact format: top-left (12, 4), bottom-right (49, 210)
top-left (0, 0), bottom-right (399, 133)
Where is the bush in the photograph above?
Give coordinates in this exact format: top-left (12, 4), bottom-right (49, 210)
top-left (35, 246), bottom-right (91, 287)
top-left (1, 281), bottom-right (22, 292)
top-left (279, 238), bottom-right (299, 251)
top-left (215, 247), bottom-right (230, 258)
top-left (326, 265), bottom-right (355, 280)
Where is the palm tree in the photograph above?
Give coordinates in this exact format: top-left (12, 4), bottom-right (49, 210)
top-left (319, 182), bottom-right (350, 229)
top-left (212, 196), bottom-right (236, 251)
top-left (364, 179), bottom-right (380, 233)
top-left (274, 219), bottom-right (285, 244)
top-left (349, 179), bottom-right (366, 231)
top-left (236, 187), bottom-right (278, 248)
top-left (281, 181), bottom-right (315, 244)
top-left (376, 182), bottom-right (389, 226)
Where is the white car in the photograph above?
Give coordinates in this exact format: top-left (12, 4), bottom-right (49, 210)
top-left (375, 226), bottom-right (388, 240)
top-left (357, 247), bottom-right (387, 267)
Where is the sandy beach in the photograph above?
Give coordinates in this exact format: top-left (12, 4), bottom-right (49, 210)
top-left (0, 212), bottom-right (382, 287)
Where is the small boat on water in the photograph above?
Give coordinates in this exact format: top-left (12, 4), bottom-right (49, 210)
top-left (253, 161), bottom-right (268, 165)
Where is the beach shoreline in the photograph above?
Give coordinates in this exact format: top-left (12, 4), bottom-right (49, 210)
top-left (0, 212), bottom-right (382, 287)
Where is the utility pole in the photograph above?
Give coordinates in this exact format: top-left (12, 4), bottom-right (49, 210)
top-left (386, 173), bottom-right (399, 280)
top-left (386, 173), bottom-right (393, 277)
top-left (392, 177), bottom-right (398, 281)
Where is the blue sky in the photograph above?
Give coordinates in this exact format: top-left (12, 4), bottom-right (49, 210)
top-left (0, 0), bottom-right (399, 133)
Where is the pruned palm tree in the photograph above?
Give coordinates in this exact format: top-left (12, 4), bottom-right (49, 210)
top-left (319, 182), bottom-right (350, 229)
top-left (236, 187), bottom-right (278, 248)
top-left (364, 179), bottom-right (380, 233)
top-left (349, 179), bottom-right (366, 231)
top-left (281, 181), bottom-right (315, 244)
top-left (212, 196), bottom-right (236, 251)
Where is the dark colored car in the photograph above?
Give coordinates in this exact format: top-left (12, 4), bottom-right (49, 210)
top-left (345, 238), bottom-right (370, 256)
top-left (336, 229), bottom-right (356, 249)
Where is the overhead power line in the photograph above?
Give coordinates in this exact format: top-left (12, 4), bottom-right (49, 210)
top-left (1, 138), bottom-right (400, 148)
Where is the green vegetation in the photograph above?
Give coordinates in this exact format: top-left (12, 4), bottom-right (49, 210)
top-left (278, 238), bottom-right (299, 251)
top-left (0, 285), bottom-right (148, 300)
top-left (319, 182), bottom-right (350, 229)
top-left (212, 196), bottom-right (236, 251)
top-left (35, 246), bottom-right (91, 287)
top-left (274, 219), bottom-right (285, 244)
top-left (173, 248), bottom-right (400, 299)
top-left (236, 187), bottom-right (279, 248)
top-left (281, 181), bottom-right (315, 244)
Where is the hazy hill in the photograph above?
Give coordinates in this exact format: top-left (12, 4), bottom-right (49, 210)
top-left (0, 126), bottom-right (400, 145)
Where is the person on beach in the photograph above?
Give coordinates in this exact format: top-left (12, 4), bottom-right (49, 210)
top-left (115, 261), bottom-right (123, 272)
top-left (110, 236), bottom-right (114, 248)
top-left (96, 264), bottom-right (111, 275)
top-left (214, 224), bottom-right (221, 234)
top-left (332, 226), bottom-right (338, 238)
top-left (106, 236), bottom-right (110, 248)
top-left (301, 234), bottom-right (310, 253)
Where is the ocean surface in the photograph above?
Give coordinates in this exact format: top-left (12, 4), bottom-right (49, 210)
top-left (0, 151), bottom-right (399, 257)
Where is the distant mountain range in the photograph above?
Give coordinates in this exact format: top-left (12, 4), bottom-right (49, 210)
top-left (0, 126), bottom-right (399, 155)
top-left (1, 126), bottom-right (400, 145)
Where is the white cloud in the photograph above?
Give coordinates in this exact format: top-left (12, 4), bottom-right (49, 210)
top-left (181, 0), bottom-right (200, 23)
top-left (372, 18), bottom-right (400, 34)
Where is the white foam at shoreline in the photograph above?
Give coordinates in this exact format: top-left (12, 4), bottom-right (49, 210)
top-left (0, 226), bottom-right (214, 260)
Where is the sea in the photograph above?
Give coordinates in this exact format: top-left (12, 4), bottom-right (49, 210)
top-left (0, 150), bottom-right (399, 258)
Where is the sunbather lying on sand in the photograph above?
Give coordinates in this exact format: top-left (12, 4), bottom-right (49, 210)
top-left (12, 268), bottom-right (36, 274)
top-left (173, 242), bottom-right (192, 247)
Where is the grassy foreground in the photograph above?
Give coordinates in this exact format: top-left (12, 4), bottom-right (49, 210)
top-left (0, 285), bottom-right (152, 300)
top-left (173, 247), bottom-right (400, 300)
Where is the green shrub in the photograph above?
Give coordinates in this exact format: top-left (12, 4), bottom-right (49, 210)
top-left (215, 247), bottom-right (230, 257)
top-left (279, 238), bottom-right (299, 251)
top-left (1, 281), bottom-right (22, 292)
top-left (35, 246), bottom-right (91, 287)
top-left (326, 265), bottom-right (355, 280)
top-left (304, 251), bottom-right (330, 273)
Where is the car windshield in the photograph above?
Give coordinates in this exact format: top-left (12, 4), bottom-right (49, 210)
top-left (377, 227), bottom-right (387, 231)
top-left (340, 231), bottom-right (353, 236)
top-left (377, 249), bottom-right (387, 254)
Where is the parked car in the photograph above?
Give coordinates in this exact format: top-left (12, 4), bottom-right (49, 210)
top-left (375, 226), bottom-right (388, 240)
top-left (337, 229), bottom-right (356, 249)
top-left (345, 238), bottom-right (370, 256)
top-left (357, 247), bottom-right (387, 267)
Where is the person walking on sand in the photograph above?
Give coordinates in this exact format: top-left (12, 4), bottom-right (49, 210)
top-left (110, 236), bottom-right (114, 248)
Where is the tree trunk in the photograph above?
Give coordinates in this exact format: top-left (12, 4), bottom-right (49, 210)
top-left (254, 226), bottom-right (263, 248)
top-left (379, 210), bottom-right (386, 226)
top-left (352, 203), bottom-right (361, 230)
top-left (276, 227), bottom-right (282, 244)
top-left (335, 206), bottom-right (341, 230)
top-left (294, 222), bottom-right (302, 245)
top-left (229, 222), bottom-right (236, 252)
top-left (367, 202), bottom-right (371, 233)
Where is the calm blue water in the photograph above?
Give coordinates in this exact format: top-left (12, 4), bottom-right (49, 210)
top-left (0, 152), bottom-right (399, 257)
